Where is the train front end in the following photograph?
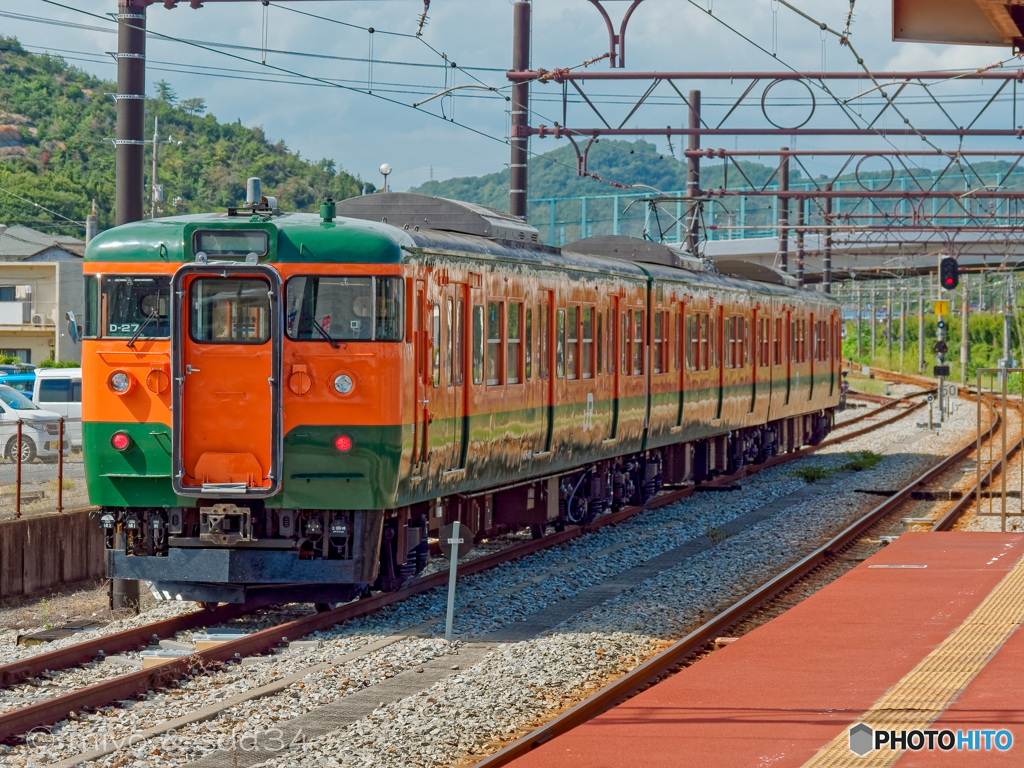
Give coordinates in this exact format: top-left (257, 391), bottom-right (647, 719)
top-left (84, 198), bottom-right (414, 606)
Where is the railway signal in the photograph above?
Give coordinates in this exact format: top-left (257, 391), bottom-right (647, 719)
top-left (940, 257), bottom-right (959, 290)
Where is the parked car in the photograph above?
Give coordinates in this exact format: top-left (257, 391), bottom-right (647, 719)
top-left (0, 363), bottom-right (36, 375)
top-left (0, 372), bottom-right (36, 396)
top-left (32, 367), bottom-right (82, 449)
top-left (0, 385), bottom-right (70, 462)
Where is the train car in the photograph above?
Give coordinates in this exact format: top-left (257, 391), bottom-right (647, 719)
top-left (82, 185), bottom-right (840, 607)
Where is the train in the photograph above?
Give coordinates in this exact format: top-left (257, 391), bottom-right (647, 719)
top-left (82, 183), bottom-right (841, 607)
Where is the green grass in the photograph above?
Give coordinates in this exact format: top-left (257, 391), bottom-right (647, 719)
top-left (841, 450), bottom-right (884, 472)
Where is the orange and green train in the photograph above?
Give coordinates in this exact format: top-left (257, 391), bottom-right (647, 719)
top-left (83, 185), bottom-right (840, 606)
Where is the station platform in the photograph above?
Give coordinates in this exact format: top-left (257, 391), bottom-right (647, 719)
top-left (508, 532), bottom-right (1024, 767)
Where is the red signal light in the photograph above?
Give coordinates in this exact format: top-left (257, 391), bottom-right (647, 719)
top-left (940, 257), bottom-right (959, 290)
top-left (334, 435), bottom-right (353, 452)
top-left (111, 432), bottom-right (132, 451)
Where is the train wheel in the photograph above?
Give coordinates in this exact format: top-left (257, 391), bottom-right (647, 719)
top-left (530, 524), bottom-right (544, 539)
top-left (315, 602), bottom-right (341, 613)
top-left (201, 602), bottom-right (220, 612)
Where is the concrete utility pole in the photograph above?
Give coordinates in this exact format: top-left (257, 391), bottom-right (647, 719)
top-left (778, 147), bottom-right (789, 272)
top-left (870, 285), bottom-right (877, 360)
top-left (960, 272), bottom-right (969, 387)
top-left (856, 284), bottom-right (863, 359)
top-left (918, 275), bottom-right (925, 372)
top-left (1003, 277), bottom-right (1014, 368)
top-left (686, 90), bottom-right (701, 254)
top-left (886, 282), bottom-right (893, 361)
top-left (900, 282), bottom-right (906, 369)
top-left (509, 1), bottom-right (530, 219)
top-left (115, 0), bottom-right (147, 226)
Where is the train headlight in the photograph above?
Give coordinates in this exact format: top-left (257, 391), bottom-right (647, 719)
top-left (333, 374), bottom-right (354, 395)
top-left (108, 370), bottom-right (135, 395)
top-left (334, 434), bottom-right (353, 453)
top-left (111, 431), bottom-right (133, 451)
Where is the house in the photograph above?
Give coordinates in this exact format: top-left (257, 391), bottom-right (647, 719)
top-left (0, 224), bottom-right (84, 365)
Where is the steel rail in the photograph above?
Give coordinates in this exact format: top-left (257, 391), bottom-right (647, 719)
top-left (472, 390), bottom-right (998, 768)
top-left (0, 395), bottom-right (920, 742)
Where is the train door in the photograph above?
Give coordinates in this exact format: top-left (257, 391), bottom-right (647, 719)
top-left (676, 300), bottom-right (685, 428)
top-left (540, 290), bottom-right (555, 453)
top-left (750, 307), bottom-right (758, 412)
top-left (809, 312), bottom-right (815, 399)
top-left (171, 263), bottom-right (281, 497)
top-left (411, 280), bottom-right (428, 472)
top-left (442, 285), bottom-right (468, 471)
top-left (610, 296), bottom-right (621, 440)
top-left (785, 308), bottom-right (792, 405)
top-left (715, 305), bottom-right (724, 420)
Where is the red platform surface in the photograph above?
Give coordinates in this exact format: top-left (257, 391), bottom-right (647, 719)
top-left (508, 532), bottom-right (1024, 768)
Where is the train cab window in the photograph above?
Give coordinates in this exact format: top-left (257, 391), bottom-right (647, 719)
top-left (508, 302), bottom-right (522, 385)
top-left (525, 307), bottom-right (533, 381)
top-left (190, 278), bottom-right (270, 344)
top-left (566, 307), bottom-right (578, 380)
top-left (285, 276), bottom-right (403, 342)
top-left (538, 302), bottom-right (550, 380)
top-left (633, 310), bottom-right (644, 376)
top-left (472, 306), bottom-right (484, 385)
top-left (556, 308), bottom-right (566, 379)
top-left (487, 301), bottom-right (502, 386)
top-left (98, 275), bottom-right (171, 339)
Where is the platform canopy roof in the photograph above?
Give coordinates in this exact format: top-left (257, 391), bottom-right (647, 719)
top-left (894, 0), bottom-right (1024, 48)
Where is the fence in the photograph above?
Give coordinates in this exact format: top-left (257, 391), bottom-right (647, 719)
top-left (0, 417), bottom-right (88, 520)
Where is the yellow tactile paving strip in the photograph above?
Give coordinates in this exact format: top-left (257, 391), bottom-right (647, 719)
top-left (802, 551), bottom-right (1024, 767)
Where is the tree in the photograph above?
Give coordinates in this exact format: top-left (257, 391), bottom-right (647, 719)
top-left (180, 97), bottom-right (206, 117)
top-left (154, 80), bottom-right (177, 105)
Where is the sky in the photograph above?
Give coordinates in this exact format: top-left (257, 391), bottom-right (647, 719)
top-left (2, 0), bottom-right (1020, 195)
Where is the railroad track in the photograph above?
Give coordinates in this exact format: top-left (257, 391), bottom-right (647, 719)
top-left (0, 392), bottom-right (928, 751)
top-left (471, 374), bottom-right (1012, 768)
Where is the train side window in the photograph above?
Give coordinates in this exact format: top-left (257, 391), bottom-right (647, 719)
top-left (738, 316), bottom-right (747, 366)
top-left (556, 308), bottom-right (566, 379)
top-left (83, 275), bottom-right (99, 338)
top-left (608, 308), bottom-right (616, 375)
top-left (582, 307), bottom-right (594, 379)
top-left (432, 303), bottom-right (441, 388)
top-left (596, 309), bottom-right (603, 377)
top-left (538, 302), bottom-right (550, 380)
top-left (724, 317), bottom-right (733, 369)
top-left (633, 310), bottom-right (644, 376)
top-left (415, 290), bottom-right (424, 377)
top-left (472, 305), bottom-right (484, 385)
top-left (455, 299), bottom-right (465, 385)
top-left (508, 302), bottom-right (522, 385)
top-left (653, 312), bottom-right (664, 374)
top-left (710, 315), bottom-right (718, 369)
top-left (445, 298), bottom-right (454, 386)
top-left (525, 307), bottom-right (533, 381)
top-left (621, 311), bottom-right (630, 376)
top-left (674, 311), bottom-right (682, 371)
top-left (566, 306), bottom-right (578, 380)
top-left (774, 317), bottom-right (782, 364)
top-left (487, 301), bottom-right (502, 386)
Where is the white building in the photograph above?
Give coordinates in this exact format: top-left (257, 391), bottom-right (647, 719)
top-left (0, 224), bottom-right (83, 366)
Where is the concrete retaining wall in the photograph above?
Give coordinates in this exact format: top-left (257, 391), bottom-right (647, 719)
top-left (0, 510), bottom-right (104, 600)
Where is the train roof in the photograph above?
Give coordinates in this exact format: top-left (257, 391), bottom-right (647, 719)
top-left (84, 193), bottom-right (837, 305)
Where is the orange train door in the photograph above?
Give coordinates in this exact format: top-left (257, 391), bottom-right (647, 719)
top-left (171, 263), bottom-right (282, 497)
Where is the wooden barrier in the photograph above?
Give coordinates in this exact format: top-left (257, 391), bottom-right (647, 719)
top-left (0, 510), bottom-right (104, 600)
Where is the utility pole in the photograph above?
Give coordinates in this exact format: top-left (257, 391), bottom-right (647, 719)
top-left (509, 1), bottom-right (530, 219)
top-left (115, 0), bottom-right (147, 226)
top-left (686, 90), bottom-right (701, 254)
top-left (899, 281), bottom-right (906, 371)
top-left (856, 284), bottom-right (862, 359)
top-left (886, 282), bottom-right (893, 362)
top-left (960, 272), bottom-right (969, 387)
top-left (918, 275), bottom-right (925, 372)
top-left (870, 285), bottom-right (877, 360)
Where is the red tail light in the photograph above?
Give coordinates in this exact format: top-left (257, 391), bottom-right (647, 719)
top-left (334, 435), bottom-right (353, 452)
top-left (111, 432), bottom-right (132, 451)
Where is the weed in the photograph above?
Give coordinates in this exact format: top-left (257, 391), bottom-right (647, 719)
top-left (791, 464), bottom-right (834, 483)
top-left (39, 598), bottom-right (51, 630)
top-left (705, 525), bottom-right (732, 543)
top-left (842, 450), bottom-right (884, 472)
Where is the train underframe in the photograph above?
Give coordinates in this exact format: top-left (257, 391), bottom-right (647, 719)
top-left (101, 410), bottom-right (832, 607)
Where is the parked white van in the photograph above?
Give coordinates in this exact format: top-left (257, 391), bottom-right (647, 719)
top-left (32, 367), bottom-right (82, 449)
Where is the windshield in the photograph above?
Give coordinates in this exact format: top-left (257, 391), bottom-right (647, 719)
top-left (285, 276), bottom-right (403, 342)
top-left (0, 385), bottom-right (40, 410)
top-left (103, 275), bottom-right (171, 338)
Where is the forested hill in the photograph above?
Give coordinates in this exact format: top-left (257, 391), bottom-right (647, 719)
top-left (409, 139), bottom-right (787, 212)
top-left (0, 36), bottom-right (366, 235)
